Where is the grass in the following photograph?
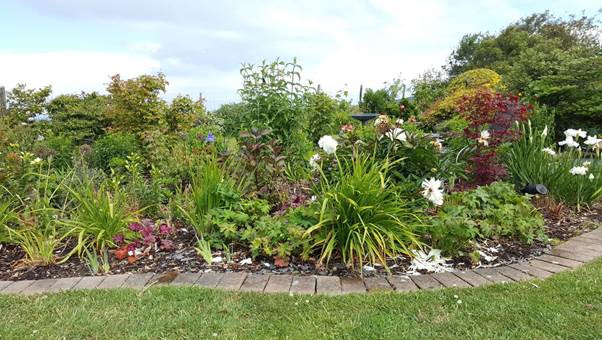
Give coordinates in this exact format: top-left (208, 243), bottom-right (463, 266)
top-left (1, 261), bottom-right (602, 339)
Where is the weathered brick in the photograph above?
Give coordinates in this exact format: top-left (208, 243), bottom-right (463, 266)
top-left (411, 274), bottom-right (443, 290)
top-left (264, 274), bottom-right (293, 293)
top-left (315, 276), bottom-right (341, 295)
top-left (387, 276), bottom-right (419, 292)
top-left (217, 272), bottom-right (247, 291)
top-left (240, 274), bottom-right (270, 293)
top-left (453, 270), bottom-right (491, 287)
top-left (290, 276), bottom-right (316, 295)
top-left (432, 272), bottom-right (471, 288)
top-left (363, 276), bottom-right (392, 292)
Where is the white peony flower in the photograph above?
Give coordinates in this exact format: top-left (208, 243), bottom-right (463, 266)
top-left (477, 130), bottom-right (490, 146)
top-left (385, 128), bottom-right (407, 142)
top-left (589, 173), bottom-right (595, 180)
top-left (559, 136), bottom-right (580, 148)
top-left (584, 135), bottom-right (602, 148)
top-left (542, 147), bottom-right (556, 156)
top-left (374, 115), bottom-right (389, 126)
top-left (409, 249), bottom-right (452, 273)
top-left (421, 178), bottom-right (444, 206)
top-left (309, 153), bottom-right (321, 170)
top-left (30, 157), bottom-right (42, 165)
top-left (569, 166), bottom-right (588, 176)
top-left (583, 161), bottom-right (591, 167)
top-left (318, 135), bottom-right (338, 154)
top-left (396, 118), bottom-right (404, 125)
top-left (564, 128), bottom-right (587, 139)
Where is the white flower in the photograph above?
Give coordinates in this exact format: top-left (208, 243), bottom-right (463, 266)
top-left (569, 166), bottom-right (588, 176)
top-left (477, 130), bottom-right (490, 146)
top-left (542, 147), bottom-right (556, 156)
top-left (318, 135), bottom-right (338, 154)
top-left (431, 139), bottom-right (443, 152)
top-left (421, 178), bottom-right (444, 206)
top-left (409, 249), bottom-right (452, 273)
top-left (36, 135), bottom-right (45, 141)
top-left (309, 153), bottom-right (321, 170)
top-left (30, 157), bottom-right (42, 165)
top-left (396, 118), bottom-right (404, 125)
top-left (564, 128), bottom-right (587, 139)
top-left (589, 173), bottom-right (595, 180)
top-left (211, 256), bottom-right (223, 263)
top-left (583, 161), bottom-right (592, 167)
top-left (559, 136), bottom-right (580, 148)
top-left (385, 128), bottom-right (407, 142)
top-left (584, 135), bottom-right (602, 148)
top-left (239, 258), bottom-right (252, 265)
top-left (542, 125), bottom-right (548, 137)
top-left (374, 115), bottom-right (389, 126)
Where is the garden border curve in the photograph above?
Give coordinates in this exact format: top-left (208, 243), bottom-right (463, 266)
top-left (2, 228), bottom-right (602, 296)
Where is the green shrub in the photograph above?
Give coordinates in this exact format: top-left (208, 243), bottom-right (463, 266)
top-left (305, 151), bottom-right (423, 271)
top-left (430, 182), bottom-right (545, 256)
top-left (214, 102), bottom-right (246, 136)
top-left (89, 132), bottom-right (141, 172)
top-left (33, 135), bottom-right (75, 169)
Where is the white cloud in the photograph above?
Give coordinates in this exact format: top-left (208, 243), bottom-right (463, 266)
top-left (0, 51), bottom-right (160, 95)
top-left (128, 41), bottom-right (161, 54)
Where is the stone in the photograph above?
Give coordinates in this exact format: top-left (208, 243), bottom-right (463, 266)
top-left (536, 254), bottom-right (583, 268)
top-left (364, 276), bottom-right (392, 292)
top-left (496, 266), bottom-right (533, 281)
top-left (387, 276), bottom-right (418, 292)
top-left (411, 274), bottom-right (443, 290)
top-left (1, 280), bottom-right (34, 294)
top-left (473, 268), bottom-right (511, 284)
top-left (171, 272), bottom-right (202, 286)
top-left (195, 272), bottom-right (224, 288)
top-left (21, 279), bottom-right (58, 295)
top-left (72, 276), bottom-right (105, 290)
top-left (508, 263), bottom-right (553, 279)
top-left (432, 272), bottom-right (471, 288)
top-left (48, 277), bottom-right (81, 293)
top-left (290, 276), bottom-right (316, 295)
top-left (240, 274), bottom-right (270, 293)
top-left (315, 276), bottom-right (341, 295)
top-left (97, 274), bottom-right (129, 289)
top-left (264, 274), bottom-right (293, 293)
top-left (218, 272), bottom-right (247, 291)
top-left (453, 270), bottom-right (491, 287)
top-left (123, 273), bottom-right (155, 289)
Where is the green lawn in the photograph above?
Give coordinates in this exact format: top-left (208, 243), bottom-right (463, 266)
top-left (1, 262), bottom-right (602, 339)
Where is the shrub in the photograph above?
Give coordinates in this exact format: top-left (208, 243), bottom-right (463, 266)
top-left (305, 151), bottom-right (423, 271)
top-left (33, 135), bottom-right (75, 169)
top-left (165, 95), bottom-right (205, 133)
top-left (88, 132), bottom-right (141, 172)
top-left (47, 92), bottom-right (107, 144)
top-left (430, 181), bottom-right (545, 256)
top-left (457, 90), bottom-right (531, 185)
top-left (214, 102), bottom-right (246, 136)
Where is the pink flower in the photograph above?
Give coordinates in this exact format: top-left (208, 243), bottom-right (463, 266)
top-left (340, 124), bottom-right (354, 133)
top-left (159, 223), bottom-right (174, 235)
top-left (112, 234), bottom-right (125, 245)
top-left (129, 222), bottom-right (143, 232)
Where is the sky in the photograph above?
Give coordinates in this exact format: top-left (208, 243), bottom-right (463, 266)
top-left (0, 1), bottom-right (600, 109)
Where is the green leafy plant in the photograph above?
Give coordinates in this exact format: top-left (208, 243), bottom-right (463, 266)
top-left (84, 248), bottom-right (111, 274)
top-left (63, 178), bottom-right (138, 257)
top-left (430, 181), bottom-right (545, 256)
top-left (195, 238), bottom-right (213, 264)
top-left (305, 151), bottom-right (423, 271)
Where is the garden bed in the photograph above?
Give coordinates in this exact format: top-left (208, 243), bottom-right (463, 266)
top-left (2, 203), bottom-right (599, 281)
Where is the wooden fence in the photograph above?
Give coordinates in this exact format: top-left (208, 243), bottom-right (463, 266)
top-left (0, 86), bottom-right (6, 116)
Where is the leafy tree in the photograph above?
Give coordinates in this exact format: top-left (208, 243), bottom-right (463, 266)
top-left (214, 102), bottom-right (246, 136)
top-left (6, 84), bottom-right (52, 123)
top-left (531, 56), bottom-right (602, 133)
top-left (411, 68), bottom-right (448, 113)
top-left (166, 95), bottom-right (205, 133)
top-left (104, 73), bottom-right (168, 138)
top-left (360, 78), bottom-right (405, 116)
top-left (47, 92), bottom-right (107, 144)
top-left (445, 11), bottom-right (602, 132)
top-left (304, 91), bottom-right (339, 142)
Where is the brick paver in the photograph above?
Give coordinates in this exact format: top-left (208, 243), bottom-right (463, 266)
top-left (315, 276), bottom-right (341, 295)
top-left (123, 273), bottom-right (155, 289)
top-left (72, 276), bottom-right (105, 290)
top-left (411, 274), bottom-right (443, 290)
top-left (240, 273), bottom-right (270, 292)
top-left (196, 272), bottom-right (224, 288)
top-left (48, 277), bottom-right (81, 293)
top-left (496, 266), bottom-right (532, 281)
top-left (1, 280), bottom-right (34, 294)
top-left (474, 268), bottom-right (511, 283)
top-left (453, 270), bottom-right (491, 287)
top-left (536, 254), bottom-right (583, 268)
top-left (290, 276), bottom-right (316, 295)
top-left (433, 272), bottom-right (471, 288)
top-left (508, 263), bottom-right (553, 279)
top-left (218, 272), bottom-right (247, 291)
top-left (387, 276), bottom-right (418, 291)
top-left (21, 278), bottom-right (58, 295)
top-left (340, 277), bottom-right (365, 293)
top-left (171, 272), bottom-right (202, 286)
top-left (97, 274), bottom-right (129, 289)
top-left (264, 274), bottom-right (293, 293)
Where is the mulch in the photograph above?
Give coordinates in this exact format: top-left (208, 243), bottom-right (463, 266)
top-left (1, 202), bottom-right (600, 281)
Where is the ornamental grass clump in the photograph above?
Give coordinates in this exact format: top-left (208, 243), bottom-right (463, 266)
top-left (305, 146), bottom-right (422, 271)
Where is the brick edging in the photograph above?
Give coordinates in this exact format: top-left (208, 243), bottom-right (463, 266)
top-left (2, 228), bottom-right (601, 296)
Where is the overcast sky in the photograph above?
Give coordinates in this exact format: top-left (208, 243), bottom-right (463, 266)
top-left (0, 1), bottom-right (600, 109)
